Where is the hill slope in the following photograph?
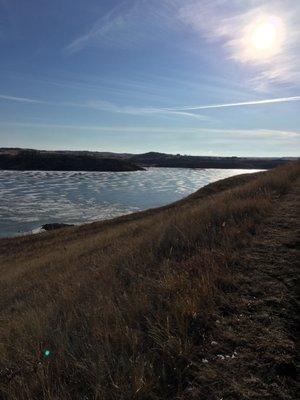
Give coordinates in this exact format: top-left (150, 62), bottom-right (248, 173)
top-left (0, 149), bottom-right (143, 171)
top-left (0, 162), bottom-right (299, 399)
top-left (129, 151), bottom-right (293, 169)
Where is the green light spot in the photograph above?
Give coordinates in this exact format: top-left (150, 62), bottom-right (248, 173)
top-left (44, 350), bottom-right (50, 357)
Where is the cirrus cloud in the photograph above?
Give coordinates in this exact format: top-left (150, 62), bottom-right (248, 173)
top-left (177, 0), bottom-right (300, 90)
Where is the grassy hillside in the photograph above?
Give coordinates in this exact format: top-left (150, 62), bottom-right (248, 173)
top-left (0, 162), bottom-right (299, 399)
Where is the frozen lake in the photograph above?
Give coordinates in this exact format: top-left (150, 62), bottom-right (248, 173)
top-left (0, 168), bottom-right (261, 237)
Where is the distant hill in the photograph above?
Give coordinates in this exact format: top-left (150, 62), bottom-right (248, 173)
top-left (128, 152), bottom-right (297, 169)
top-left (0, 148), bottom-right (297, 170)
top-left (0, 149), bottom-right (143, 172)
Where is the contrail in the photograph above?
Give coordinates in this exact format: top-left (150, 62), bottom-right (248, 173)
top-left (0, 94), bottom-right (44, 104)
top-left (1, 93), bottom-right (299, 115)
top-left (165, 96), bottom-right (300, 111)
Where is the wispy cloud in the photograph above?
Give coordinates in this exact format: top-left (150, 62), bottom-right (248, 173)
top-left (65, 1), bottom-right (161, 54)
top-left (177, 0), bottom-right (300, 89)
top-left (82, 100), bottom-right (205, 119)
top-left (0, 122), bottom-right (300, 138)
top-left (64, 0), bottom-right (179, 54)
top-left (0, 93), bottom-right (205, 119)
top-left (2, 121), bottom-right (298, 139)
top-left (65, 1), bottom-right (131, 54)
top-left (0, 94), bottom-right (45, 104)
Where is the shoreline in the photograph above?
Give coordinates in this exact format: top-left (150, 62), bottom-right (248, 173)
top-left (0, 168), bottom-right (263, 239)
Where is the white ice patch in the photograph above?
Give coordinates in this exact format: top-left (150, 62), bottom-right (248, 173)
top-left (0, 168), bottom-right (261, 237)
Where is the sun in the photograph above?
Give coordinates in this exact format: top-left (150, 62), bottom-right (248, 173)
top-left (244, 15), bottom-right (284, 60)
top-left (251, 19), bottom-right (278, 50)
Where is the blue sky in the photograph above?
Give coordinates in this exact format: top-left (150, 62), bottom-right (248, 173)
top-left (0, 0), bottom-right (299, 156)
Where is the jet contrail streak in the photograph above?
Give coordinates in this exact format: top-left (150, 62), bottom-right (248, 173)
top-left (165, 96), bottom-right (300, 111)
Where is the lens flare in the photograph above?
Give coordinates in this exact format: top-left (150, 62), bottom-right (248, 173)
top-left (44, 349), bottom-right (51, 357)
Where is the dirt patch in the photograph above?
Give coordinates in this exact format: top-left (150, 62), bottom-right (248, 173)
top-left (188, 180), bottom-right (299, 399)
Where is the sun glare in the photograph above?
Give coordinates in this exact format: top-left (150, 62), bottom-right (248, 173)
top-left (244, 15), bottom-right (284, 60)
top-left (251, 20), bottom-right (277, 50)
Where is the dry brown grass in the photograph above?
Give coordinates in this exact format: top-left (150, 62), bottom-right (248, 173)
top-left (0, 163), bottom-right (299, 399)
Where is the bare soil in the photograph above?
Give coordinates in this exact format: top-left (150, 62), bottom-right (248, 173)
top-left (188, 180), bottom-right (299, 399)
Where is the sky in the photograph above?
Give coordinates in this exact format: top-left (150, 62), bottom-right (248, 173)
top-left (0, 0), bottom-right (299, 156)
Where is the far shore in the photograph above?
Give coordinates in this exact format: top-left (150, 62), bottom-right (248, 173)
top-left (1, 147), bottom-right (296, 171)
